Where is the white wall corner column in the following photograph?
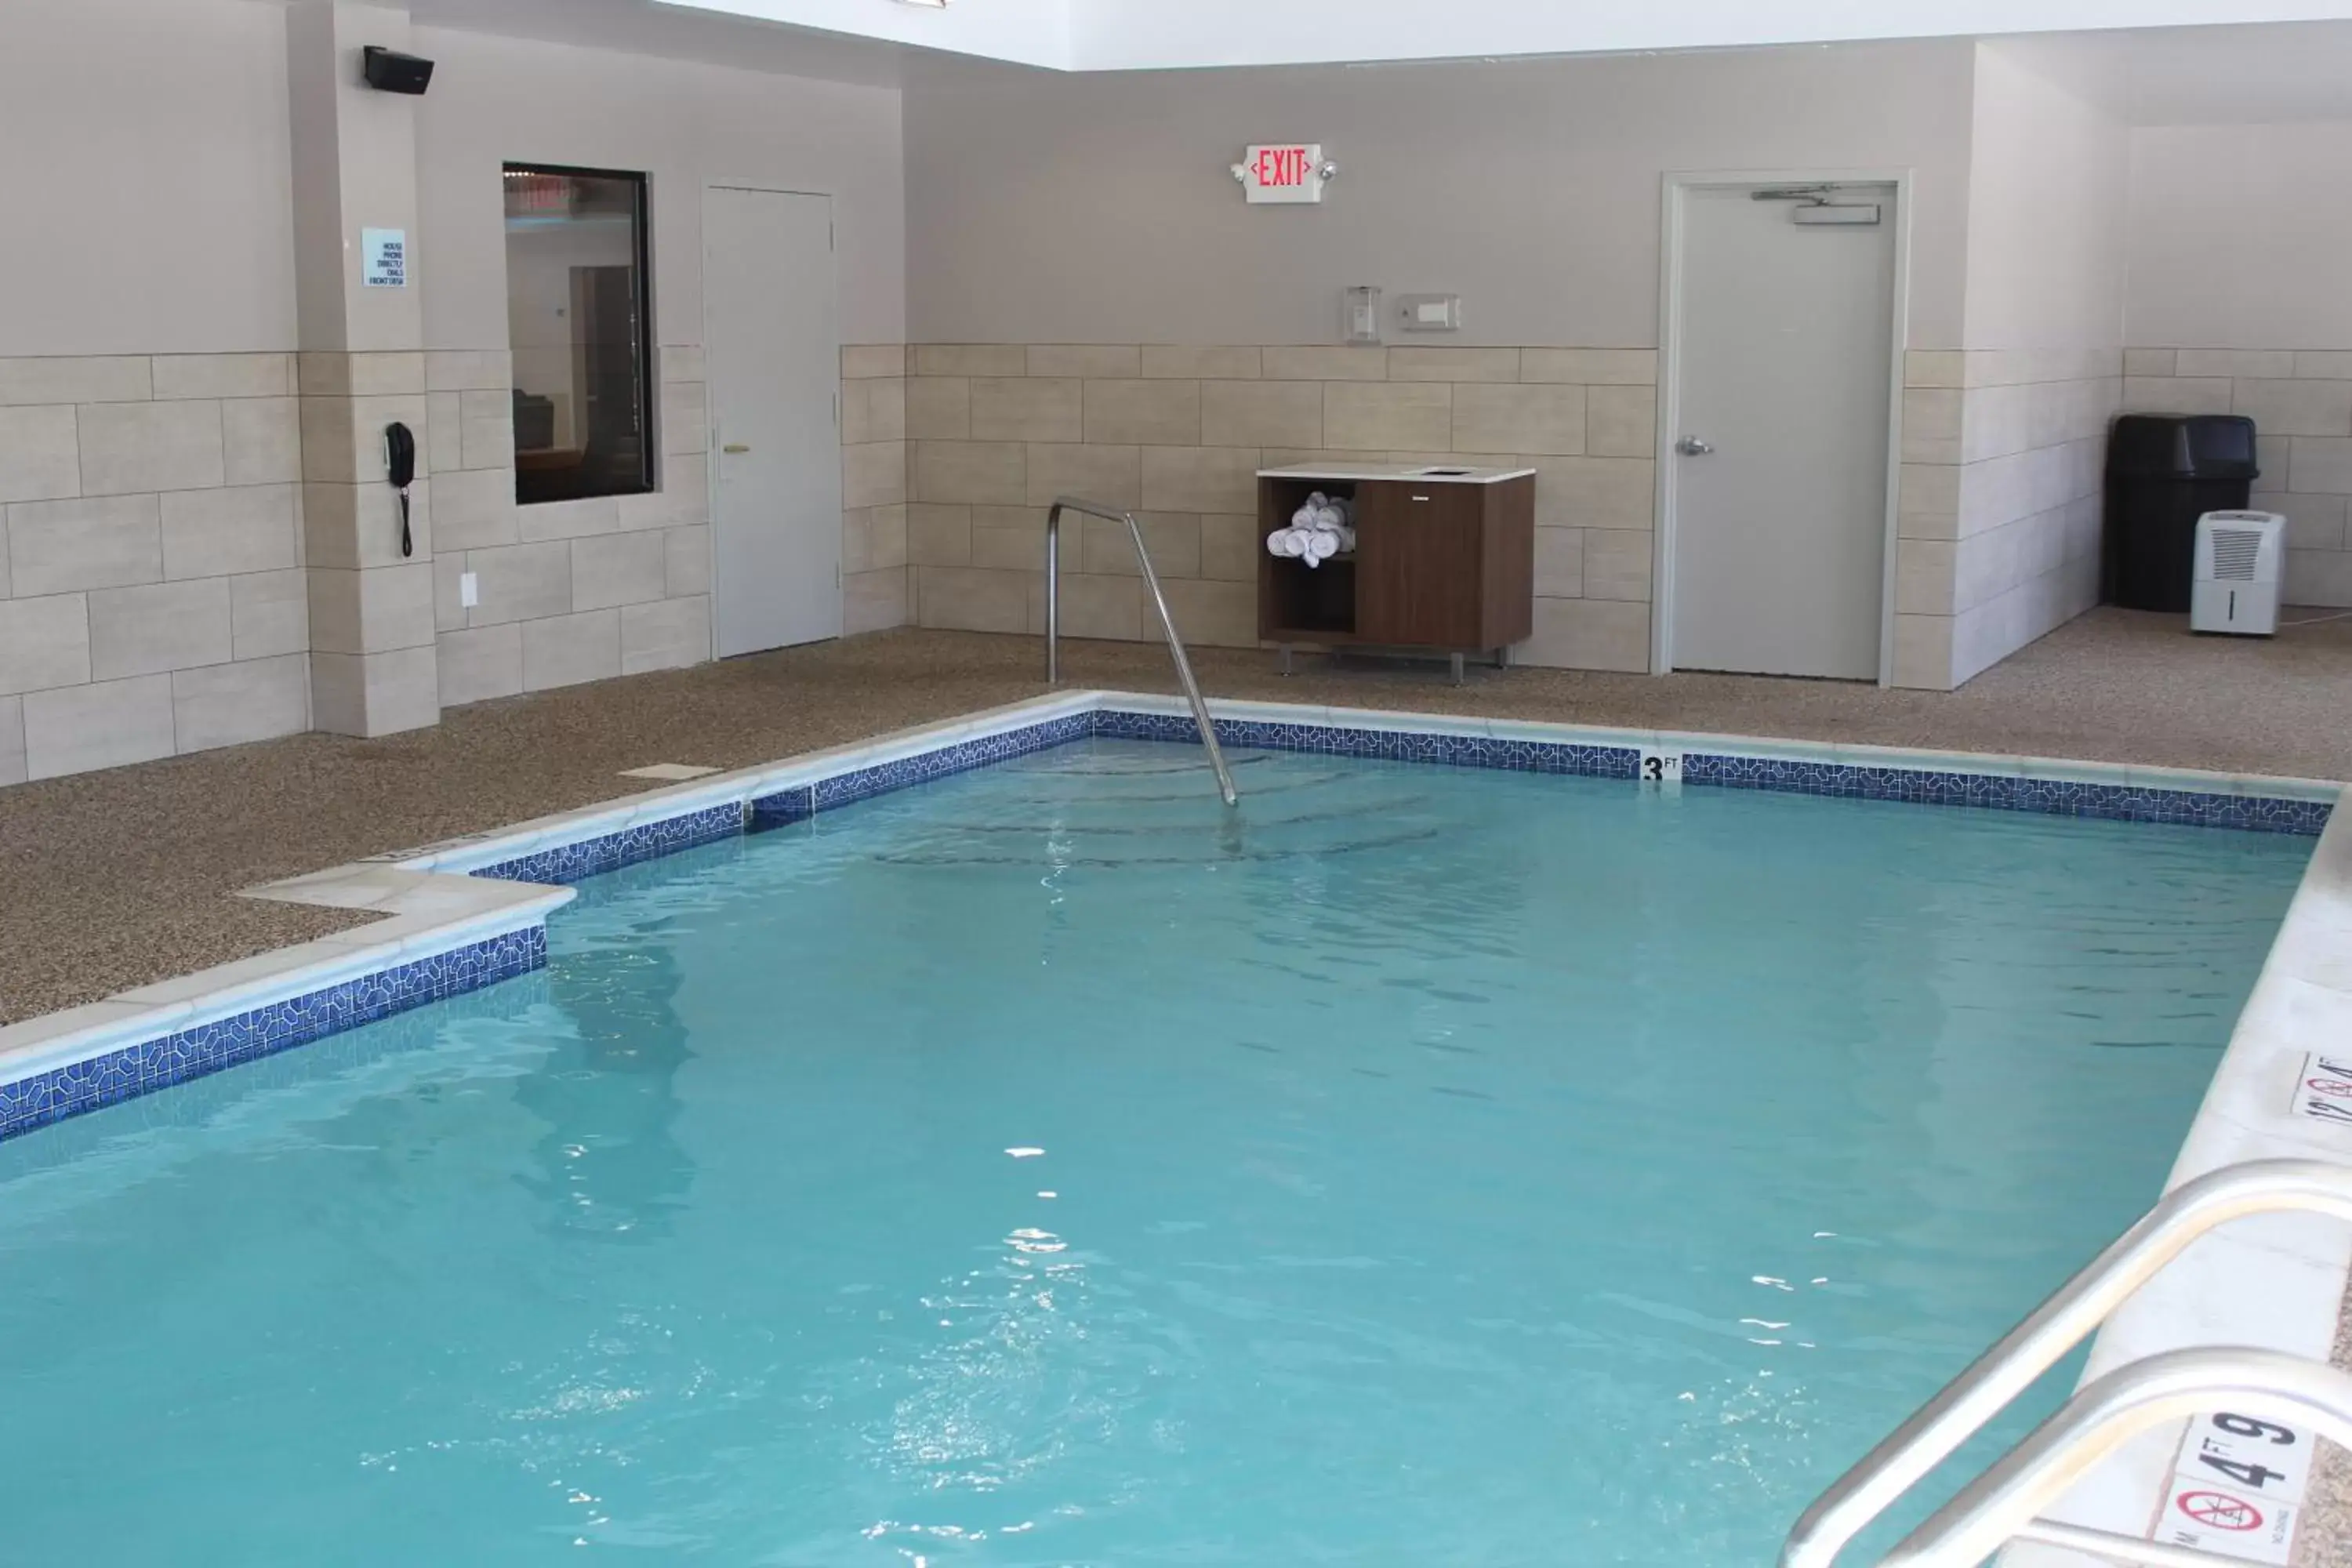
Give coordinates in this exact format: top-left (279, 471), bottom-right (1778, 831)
top-left (286, 0), bottom-right (438, 737)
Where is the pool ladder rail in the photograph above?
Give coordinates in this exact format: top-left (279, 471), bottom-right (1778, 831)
top-left (1781, 1158), bottom-right (2352, 1568)
top-left (1043, 495), bottom-right (1239, 808)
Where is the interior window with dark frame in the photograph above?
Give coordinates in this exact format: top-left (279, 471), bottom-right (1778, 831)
top-left (503, 164), bottom-right (655, 504)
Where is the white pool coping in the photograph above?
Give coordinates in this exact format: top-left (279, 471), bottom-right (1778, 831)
top-left (2007, 797), bottom-right (2352, 1567)
top-left (0, 687), bottom-right (2345, 1563)
top-left (0, 876), bottom-right (574, 1088)
top-left (386, 689), bottom-right (1106, 877)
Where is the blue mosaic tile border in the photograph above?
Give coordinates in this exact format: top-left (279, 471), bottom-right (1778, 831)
top-left (466, 717), bottom-right (1098, 868)
top-left (746, 785), bottom-right (815, 832)
top-left (470, 803), bottom-right (745, 885)
top-left (1680, 752), bottom-right (2332, 834)
top-left (0, 719), bottom-right (1102, 1144)
top-left (1090, 708), bottom-right (2329, 834)
top-left (6, 699), bottom-right (2328, 1144)
top-left (0, 926), bottom-right (546, 1144)
top-left (1090, 709), bottom-right (1642, 779)
top-left (811, 713), bottom-right (1096, 811)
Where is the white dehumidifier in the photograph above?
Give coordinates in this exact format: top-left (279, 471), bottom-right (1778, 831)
top-left (2190, 510), bottom-right (2284, 636)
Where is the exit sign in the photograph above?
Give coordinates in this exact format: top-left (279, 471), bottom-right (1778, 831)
top-left (1232, 143), bottom-right (1331, 205)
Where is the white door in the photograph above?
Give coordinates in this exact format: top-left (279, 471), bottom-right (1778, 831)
top-left (1667, 183), bottom-right (1896, 680)
top-left (704, 186), bottom-right (841, 657)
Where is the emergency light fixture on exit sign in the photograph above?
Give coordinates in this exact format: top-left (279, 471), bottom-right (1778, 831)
top-left (1232, 144), bottom-right (1336, 204)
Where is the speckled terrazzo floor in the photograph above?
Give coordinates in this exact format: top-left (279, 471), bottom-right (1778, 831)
top-left (2299, 1292), bottom-right (2352, 1568)
top-left (6, 604), bottom-right (2352, 1555)
top-left (7, 605), bottom-right (2352, 1027)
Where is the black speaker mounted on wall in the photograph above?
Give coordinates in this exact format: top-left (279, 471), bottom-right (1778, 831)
top-left (362, 45), bottom-right (434, 95)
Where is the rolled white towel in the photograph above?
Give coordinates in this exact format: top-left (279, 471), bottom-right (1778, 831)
top-left (1272, 528), bottom-right (1311, 558)
top-left (1314, 503), bottom-right (1346, 532)
top-left (1328, 495), bottom-right (1352, 525)
top-left (1302, 528), bottom-right (1340, 565)
top-left (1265, 528), bottom-right (1293, 558)
top-left (1292, 504), bottom-right (1319, 530)
top-left (1334, 524), bottom-right (1357, 552)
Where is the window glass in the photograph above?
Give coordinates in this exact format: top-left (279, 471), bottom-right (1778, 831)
top-left (503, 165), bottom-right (653, 503)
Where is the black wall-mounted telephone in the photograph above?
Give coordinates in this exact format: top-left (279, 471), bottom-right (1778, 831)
top-left (384, 423), bottom-right (416, 558)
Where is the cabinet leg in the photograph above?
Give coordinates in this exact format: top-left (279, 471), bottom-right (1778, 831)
top-left (1495, 644), bottom-right (1511, 670)
top-left (1450, 651), bottom-right (1465, 688)
top-left (1278, 644), bottom-right (1294, 677)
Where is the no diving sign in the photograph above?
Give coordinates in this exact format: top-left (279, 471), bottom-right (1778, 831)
top-left (2153, 1410), bottom-right (2312, 1564)
top-left (2290, 1053), bottom-right (2352, 1130)
top-left (2162, 1483), bottom-right (2295, 1563)
top-left (2179, 1490), bottom-right (2264, 1531)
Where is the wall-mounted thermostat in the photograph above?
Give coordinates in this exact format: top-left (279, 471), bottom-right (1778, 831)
top-left (1398, 293), bottom-right (1461, 332)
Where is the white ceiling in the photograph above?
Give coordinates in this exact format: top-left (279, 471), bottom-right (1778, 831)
top-left (1060, 0), bottom-right (2352, 74)
top-left (657, 0), bottom-right (2352, 74)
top-left (408, 0), bottom-right (919, 85)
top-left (401, 0), bottom-right (2352, 125)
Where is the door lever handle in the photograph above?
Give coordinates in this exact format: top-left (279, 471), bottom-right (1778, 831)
top-left (1675, 437), bottom-right (1715, 456)
top-left (723, 443), bottom-right (751, 454)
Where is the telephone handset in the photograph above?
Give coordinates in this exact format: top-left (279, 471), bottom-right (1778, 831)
top-left (384, 423), bottom-right (416, 558)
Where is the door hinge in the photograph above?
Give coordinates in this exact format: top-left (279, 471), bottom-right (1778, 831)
top-left (829, 222), bottom-right (835, 251)
top-left (833, 392), bottom-right (839, 426)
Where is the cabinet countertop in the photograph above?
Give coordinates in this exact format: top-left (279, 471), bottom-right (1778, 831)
top-left (1258, 463), bottom-right (1536, 485)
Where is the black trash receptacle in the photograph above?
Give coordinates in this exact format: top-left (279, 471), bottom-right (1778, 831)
top-left (2103, 413), bottom-right (2260, 612)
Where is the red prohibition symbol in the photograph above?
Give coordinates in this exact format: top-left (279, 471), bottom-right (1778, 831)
top-left (2307, 1077), bottom-right (2352, 1098)
top-left (2178, 1490), bottom-right (2263, 1531)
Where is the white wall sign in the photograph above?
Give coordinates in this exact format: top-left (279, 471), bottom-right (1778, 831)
top-left (2153, 1410), bottom-right (2313, 1565)
top-left (361, 227), bottom-right (408, 289)
top-left (1231, 144), bottom-right (1331, 205)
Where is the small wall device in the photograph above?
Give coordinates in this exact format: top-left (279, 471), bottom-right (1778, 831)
top-left (1397, 293), bottom-right (1462, 332)
top-left (384, 423), bottom-right (416, 558)
top-left (2190, 510), bottom-right (2283, 636)
top-left (1753, 185), bottom-right (1882, 226)
top-left (1343, 285), bottom-right (1382, 346)
top-left (362, 45), bottom-right (434, 95)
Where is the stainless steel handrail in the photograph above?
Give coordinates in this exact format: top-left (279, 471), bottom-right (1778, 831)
top-left (1780, 1158), bottom-right (2352, 1568)
top-left (1044, 496), bottom-right (1238, 808)
top-left (1886, 1348), bottom-right (2352, 1566)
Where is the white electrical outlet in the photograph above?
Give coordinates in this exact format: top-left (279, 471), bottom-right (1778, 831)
top-left (459, 571), bottom-right (479, 609)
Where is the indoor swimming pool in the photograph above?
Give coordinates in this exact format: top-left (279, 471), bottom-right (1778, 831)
top-left (0, 738), bottom-right (2314, 1566)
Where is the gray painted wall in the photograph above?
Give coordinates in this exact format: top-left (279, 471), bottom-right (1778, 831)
top-left (1963, 37), bottom-right (2129, 352)
top-left (2128, 117), bottom-right (2352, 349)
top-left (0, 0), bottom-right (297, 356)
top-left (414, 24), bottom-right (908, 354)
top-left (905, 41), bottom-right (1979, 349)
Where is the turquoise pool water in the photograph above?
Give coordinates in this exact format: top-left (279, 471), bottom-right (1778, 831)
top-left (0, 741), bottom-right (2312, 1566)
